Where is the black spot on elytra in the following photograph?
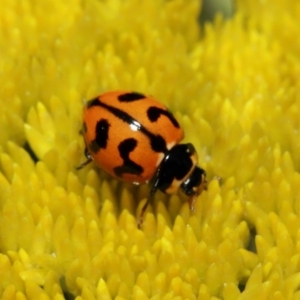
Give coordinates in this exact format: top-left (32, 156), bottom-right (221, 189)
top-left (147, 106), bottom-right (180, 128)
top-left (114, 138), bottom-right (143, 177)
top-left (150, 135), bottom-right (167, 152)
top-left (89, 119), bottom-right (110, 153)
top-left (88, 98), bottom-right (168, 154)
top-left (118, 92), bottom-right (146, 102)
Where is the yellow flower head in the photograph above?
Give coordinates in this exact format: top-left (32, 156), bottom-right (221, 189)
top-left (0, 0), bottom-right (300, 299)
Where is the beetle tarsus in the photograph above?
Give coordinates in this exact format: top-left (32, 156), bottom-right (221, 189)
top-left (137, 199), bottom-right (150, 229)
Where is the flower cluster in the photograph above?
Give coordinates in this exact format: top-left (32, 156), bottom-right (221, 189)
top-left (0, 0), bottom-right (299, 299)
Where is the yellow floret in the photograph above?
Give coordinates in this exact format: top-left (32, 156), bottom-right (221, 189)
top-left (0, 0), bottom-right (300, 298)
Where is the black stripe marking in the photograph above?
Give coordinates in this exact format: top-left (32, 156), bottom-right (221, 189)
top-left (87, 97), bottom-right (167, 153)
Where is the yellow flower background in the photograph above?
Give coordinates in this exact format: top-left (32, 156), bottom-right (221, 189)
top-left (1, 0), bottom-right (300, 299)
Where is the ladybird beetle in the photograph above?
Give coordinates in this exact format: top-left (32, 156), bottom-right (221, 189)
top-left (77, 91), bottom-right (207, 227)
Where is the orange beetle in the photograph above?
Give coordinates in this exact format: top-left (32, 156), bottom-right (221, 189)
top-left (77, 91), bottom-right (207, 226)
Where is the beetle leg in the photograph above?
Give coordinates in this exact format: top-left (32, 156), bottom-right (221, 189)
top-left (137, 172), bottom-right (161, 228)
top-left (188, 175), bottom-right (207, 211)
top-left (76, 148), bottom-right (93, 170)
top-left (137, 198), bottom-right (150, 229)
